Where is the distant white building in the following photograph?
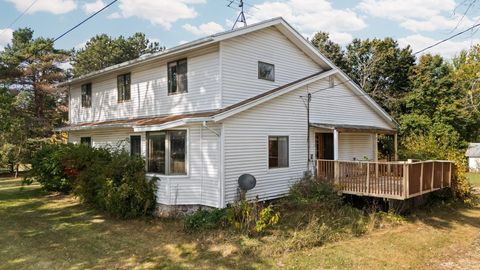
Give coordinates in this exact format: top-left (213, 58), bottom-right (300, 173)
top-left (56, 18), bottom-right (398, 210)
top-left (466, 143), bottom-right (480, 172)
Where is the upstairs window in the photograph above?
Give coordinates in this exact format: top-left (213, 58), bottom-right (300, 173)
top-left (258, 61), bottom-right (275, 81)
top-left (81, 83), bottom-right (92, 108)
top-left (269, 136), bottom-right (289, 168)
top-left (80, 137), bottom-right (92, 147)
top-left (168, 59), bottom-right (188, 95)
top-left (117, 73), bottom-right (131, 102)
top-left (147, 130), bottom-right (187, 175)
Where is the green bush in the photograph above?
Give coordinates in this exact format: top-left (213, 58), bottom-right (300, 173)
top-left (226, 197), bottom-right (280, 235)
top-left (25, 143), bottom-right (73, 192)
top-left (26, 143), bottom-right (157, 218)
top-left (289, 171), bottom-right (341, 206)
top-left (184, 208), bottom-right (228, 231)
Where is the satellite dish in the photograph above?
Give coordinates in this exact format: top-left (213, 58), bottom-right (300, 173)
top-left (238, 174), bottom-right (256, 191)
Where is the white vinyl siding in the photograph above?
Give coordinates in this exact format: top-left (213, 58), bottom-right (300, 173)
top-left (69, 124), bottom-right (221, 207)
top-left (308, 76), bottom-right (392, 129)
top-left (220, 26), bottom-right (322, 106)
top-left (338, 133), bottom-right (375, 161)
top-left (147, 123), bottom-right (221, 207)
top-left (223, 84), bottom-right (308, 204)
top-left (69, 46), bottom-right (221, 124)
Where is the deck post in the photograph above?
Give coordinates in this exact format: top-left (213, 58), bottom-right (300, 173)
top-left (431, 161), bottom-right (435, 191)
top-left (373, 134), bottom-right (378, 161)
top-left (333, 129), bottom-right (339, 161)
top-left (449, 162), bottom-right (452, 186)
top-left (420, 163), bottom-right (424, 194)
top-left (441, 162), bottom-right (444, 188)
top-left (404, 163), bottom-right (409, 198)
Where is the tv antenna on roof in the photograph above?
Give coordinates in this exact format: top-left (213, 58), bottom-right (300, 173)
top-left (228, 0), bottom-right (247, 29)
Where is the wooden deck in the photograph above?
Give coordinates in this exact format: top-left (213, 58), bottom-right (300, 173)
top-left (316, 159), bottom-right (454, 200)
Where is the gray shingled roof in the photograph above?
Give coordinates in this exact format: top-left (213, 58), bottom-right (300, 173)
top-left (466, 143), bottom-right (480, 157)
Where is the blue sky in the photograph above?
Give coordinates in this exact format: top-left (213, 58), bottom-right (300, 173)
top-left (0, 0), bottom-right (479, 58)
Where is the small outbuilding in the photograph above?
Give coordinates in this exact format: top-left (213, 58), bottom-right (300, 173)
top-left (466, 143), bottom-right (480, 172)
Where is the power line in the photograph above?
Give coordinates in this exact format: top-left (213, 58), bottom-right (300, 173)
top-left (0, 0), bottom-right (39, 36)
top-left (20, 0), bottom-right (118, 63)
top-left (413, 22), bottom-right (480, 55)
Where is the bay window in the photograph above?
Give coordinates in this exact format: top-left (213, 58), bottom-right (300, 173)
top-left (147, 130), bottom-right (186, 175)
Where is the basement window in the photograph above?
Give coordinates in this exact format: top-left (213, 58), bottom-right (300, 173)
top-left (117, 73), bottom-right (131, 102)
top-left (269, 136), bottom-right (289, 168)
top-left (80, 137), bottom-right (91, 147)
top-left (81, 83), bottom-right (92, 108)
top-left (168, 59), bottom-right (188, 95)
top-left (147, 130), bottom-right (186, 175)
top-left (258, 61), bottom-right (275, 81)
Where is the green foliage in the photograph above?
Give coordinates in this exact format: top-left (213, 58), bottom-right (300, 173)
top-left (225, 197), bottom-right (280, 235)
top-left (289, 171), bottom-right (341, 205)
top-left (26, 143), bottom-right (157, 218)
top-left (71, 33), bottom-right (163, 77)
top-left (400, 133), bottom-right (474, 204)
top-left (184, 208), bottom-right (228, 231)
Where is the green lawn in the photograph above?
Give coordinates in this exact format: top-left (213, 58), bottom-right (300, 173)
top-left (467, 172), bottom-right (480, 187)
top-left (1, 176), bottom-right (479, 269)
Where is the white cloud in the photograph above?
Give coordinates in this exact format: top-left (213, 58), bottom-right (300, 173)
top-left (0, 28), bottom-right (13, 51)
top-left (7, 0), bottom-right (76, 15)
top-left (328, 32), bottom-right (354, 45)
top-left (398, 34), bottom-right (480, 58)
top-left (245, 0), bottom-right (366, 42)
top-left (111, 0), bottom-right (206, 30)
top-left (183, 22), bottom-right (225, 36)
top-left (358, 0), bottom-right (475, 32)
top-left (82, 0), bottom-right (105, 14)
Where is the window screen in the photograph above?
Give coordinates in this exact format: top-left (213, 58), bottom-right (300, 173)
top-left (81, 83), bottom-right (92, 108)
top-left (258, 61), bottom-right (275, 81)
top-left (117, 73), bottom-right (131, 102)
top-left (168, 59), bottom-right (188, 95)
top-left (269, 136), bottom-right (289, 168)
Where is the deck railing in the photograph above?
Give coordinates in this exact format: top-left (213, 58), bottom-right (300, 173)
top-left (316, 159), bottom-right (454, 200)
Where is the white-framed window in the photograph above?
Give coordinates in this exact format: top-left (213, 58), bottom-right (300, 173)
top-left (268, 136), bottom-right (289, 168)
top-left (168, 59), bottom-right (188, 95)
top-left (117, 73), bottom-right (131, 102)
top-left (147, 130), bottom-right (187, 175)
top-left (81, 83), bottom-right (92, 108)
top-left (258, 61), bottom-right (275, 81)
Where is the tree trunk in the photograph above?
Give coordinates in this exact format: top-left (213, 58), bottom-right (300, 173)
top-left (15, 164), bottom-right (19, 178)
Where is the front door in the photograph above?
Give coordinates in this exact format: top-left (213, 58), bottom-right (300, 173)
top-left (316, 133), bottom-right (334, 160)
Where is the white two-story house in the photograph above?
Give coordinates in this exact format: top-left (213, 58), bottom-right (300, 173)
top-left (58, 18), bottom-right (398, 210)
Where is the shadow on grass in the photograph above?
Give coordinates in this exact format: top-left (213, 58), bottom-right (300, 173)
top-left (408, 198), bottom-right (480, 230)
top-left (0, 180), bottom-right (269, 270)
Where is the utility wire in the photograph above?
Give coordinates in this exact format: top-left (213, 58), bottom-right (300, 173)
top-left (413, 22), bottom-right (480, 55)
top-left (20, 0), bottom-right (118, 63)
top-left (0, 0), bottom-right (39, 36)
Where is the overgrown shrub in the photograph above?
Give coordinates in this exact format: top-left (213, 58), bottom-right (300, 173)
top-left (184, 208), bottom-right (228, 231)
top-left (25, 143), bottom-right (73, 192)
top-left (226, 197), bottom-right (280, 235)
top-left (289, 171), bottom-right (341, 206)
top-left (26, 143), bottom-right (157, 218)
top-left (401, 133), bottom-right (476, 205)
